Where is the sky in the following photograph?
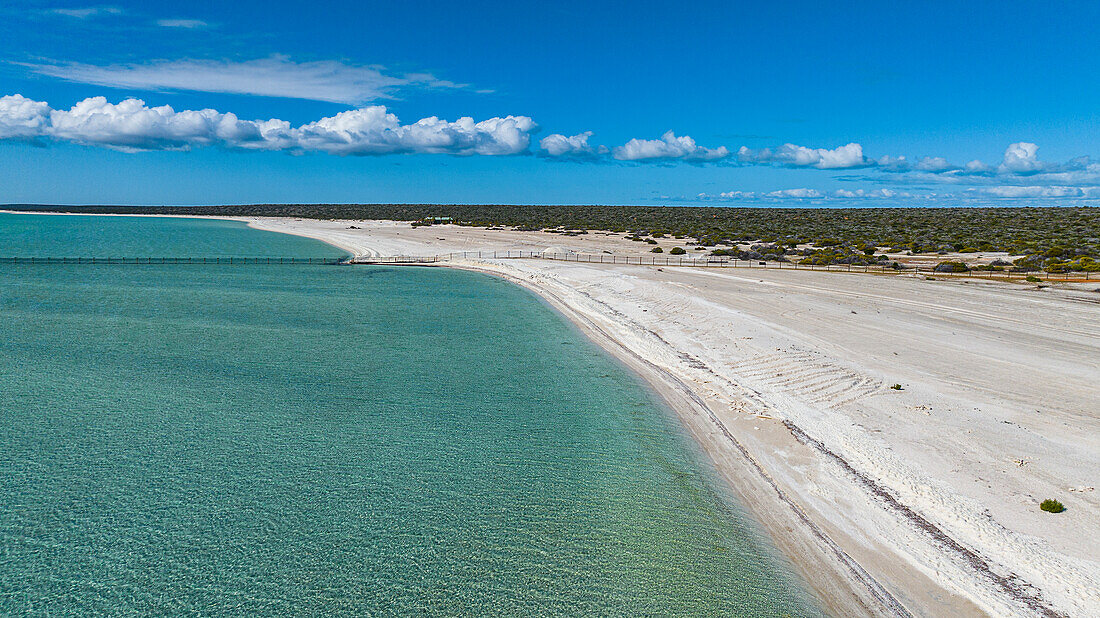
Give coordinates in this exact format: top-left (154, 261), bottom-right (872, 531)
top-left (1, 0), bottom-right (1099, 206)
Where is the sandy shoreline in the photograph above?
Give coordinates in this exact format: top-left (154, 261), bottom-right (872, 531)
top-left (7, 212), bottom-right (1098, 616)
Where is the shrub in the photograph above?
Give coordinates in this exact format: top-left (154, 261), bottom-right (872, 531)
top-left (934, 261), bottom-right (969, 273)
top-left (1026, 275), bottom-right (1042, 283)
top-left (889, 384), bottom-right (903, 390)
top-left (1040, 499), bottom-right (1065, 513)
top-left (669, 247), bottom-right (687, 255)
top-left (651, 247), bottom-right (664, 253)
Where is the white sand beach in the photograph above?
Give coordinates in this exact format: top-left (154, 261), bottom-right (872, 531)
top-left (241, 217), bottom-right (1099, 617)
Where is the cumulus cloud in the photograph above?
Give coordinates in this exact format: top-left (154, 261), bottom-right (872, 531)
top-left (0, 94), bottom-right (537, 155)
top-left (19, 56), bottom-right (472, 105)
top-left (292, 107), bottom-right (536, 155)
top-left (156, 19), bottom-right (208, 28)
top-left (613, 131), bottom-right (729, 162)
top-left (1000, 142), bottom-right (1043, 173)
top-left (45, 96), bottom-right (270, 151)
top-left (964, 159), bottom-right (993, 173)
top-left (538, 131), bottom-right (608, 159)
top-left (738, 142), bottom-right (867, 169)
top-left (0, 94), bottom-right (52, 139)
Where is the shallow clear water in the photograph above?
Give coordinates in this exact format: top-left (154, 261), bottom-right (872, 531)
top-left (0, 214), bottom-right (821, 615)
top-left (0, 213), bottom-right (345, 258)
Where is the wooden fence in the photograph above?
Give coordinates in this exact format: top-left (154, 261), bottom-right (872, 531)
top-left (3, 252), bottom-right (1091, 280)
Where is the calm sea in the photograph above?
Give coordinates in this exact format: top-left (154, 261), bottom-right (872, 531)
top-left (0, 213), bottom-right (821, 615)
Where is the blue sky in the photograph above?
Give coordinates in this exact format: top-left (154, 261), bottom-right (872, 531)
top-left (1, 0), bottom-right (1099, 206)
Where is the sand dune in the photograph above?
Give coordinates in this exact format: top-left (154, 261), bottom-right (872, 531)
top-left (241, 218), bottom-right (1097, 616)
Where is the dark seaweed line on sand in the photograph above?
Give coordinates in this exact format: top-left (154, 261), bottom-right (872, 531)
top-left (783, 422), bottom-right (1063, 618)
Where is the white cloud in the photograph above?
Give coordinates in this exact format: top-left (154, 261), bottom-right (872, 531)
top-left (766, 188), bottom-right (823, 198)
top-left (831, 188), bottom-right (908, 198)
top-left (156, 19), bottom-right (208, 28)
top-left (538, 131), bottom-right (608, 158)
top-left (0, 94), bottom-right (537, 155)
top-left (49, 6), bottom-right (122, 19)
top-left (964, 159), bottom-right (993, 173)
top-left (875, 155), bottom-right (909, 171)
top-left (738, 142), bottom-right (866, 169)
top-left (715, 190), bottom-right (754, 199)
top-left (0, 94), bottom-right (52, 139)
top-left (970, 186), bottom-right (1087, 198)
top-left (1000, 142), bottom-right (1043, 173)
top-left (915, 156), bottom-right (954, 172)
top-left (695, 184), bottom-right (1095, 204)
top-left (700, 187), bottom-right (909, 201)
top-left (19, 56), bottom-right (471, 105)
top-left (46, 96), bottom-right (268, 151)
top-left (613, 131), bottom-right (729, 162)
top-left (292, 107), bottom-right (536, 155)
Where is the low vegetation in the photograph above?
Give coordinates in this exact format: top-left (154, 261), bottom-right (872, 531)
top-left (1040, 499), bottom-right (1065, 513)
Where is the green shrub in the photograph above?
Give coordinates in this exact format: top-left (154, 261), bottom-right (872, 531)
top-left (669, 247), bottom-right (687, 255)
top-left (651, 247), bottom-right (664, 253)
top-left (1040, 499), bottom-right (1065, 513)
top-left (889, 384), bottom-right (903, 390)
top-left (934, 261), bottom-right (969, 273)
top-left (1026, 275), bottom-right (1042, 283)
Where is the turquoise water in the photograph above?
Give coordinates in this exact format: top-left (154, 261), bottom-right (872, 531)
top-left (0, 214), bottom-right (821, 615)
top-left (0, 213), bottom-right (346, 258)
